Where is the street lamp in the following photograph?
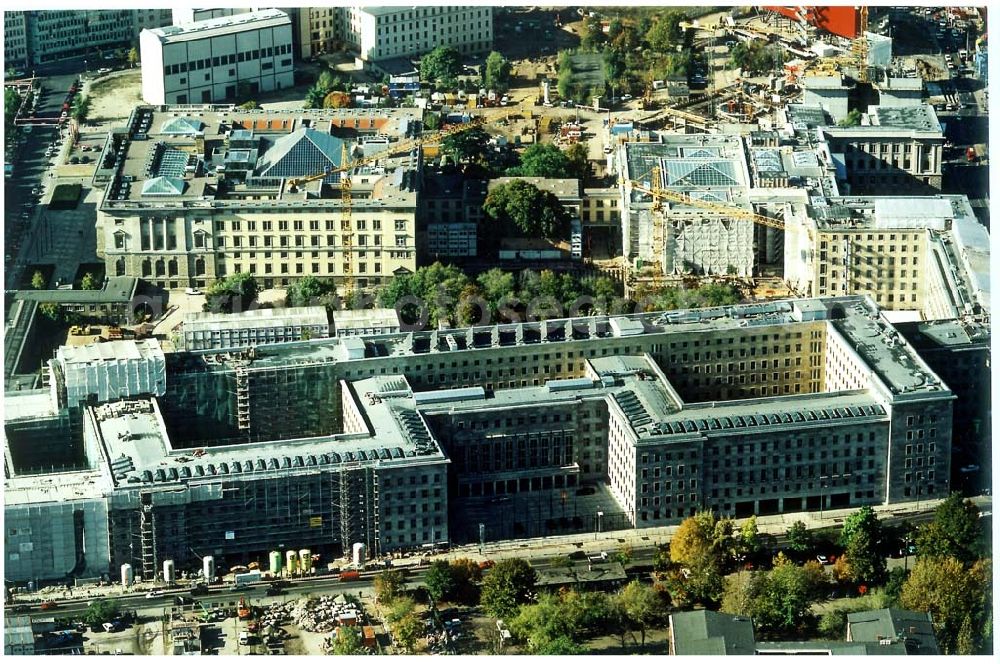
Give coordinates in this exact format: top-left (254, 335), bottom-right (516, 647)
top-left (595, 510), bottom-right (604, 540)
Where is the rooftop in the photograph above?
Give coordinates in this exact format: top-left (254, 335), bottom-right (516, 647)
top-left (14, 277), bottom-right (138, 304)
top-left (183, 306), bottom-right (329, 334)
top-left (147, 9), bottom-right (290, 43)
top-left (867, 104), bottom-right (942, 132)
top-left (56, 338), bottom-right (165, 366)
top-left (670, 610), bottom-right (756, 656)
top-left (98, 107), bottom-right (421, 211)
top-left (846, 608), bottom-right (940, 655)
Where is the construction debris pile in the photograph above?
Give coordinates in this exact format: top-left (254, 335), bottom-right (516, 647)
top-left (290, 595), bottom-right (364, 634)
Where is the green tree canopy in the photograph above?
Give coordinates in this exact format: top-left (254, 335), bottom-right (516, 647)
top-left (31, 270), bottom-right (46, 290)
top-left (645, 10), bottom-right (686, 52)
top-left (480, 558), bottom-right (537, 620)
top-left (730, 40), bottom-right (785, 75)
top-left (70, 95), bottom-right (90, 123)
top-left (420, 46), bottom-right (463, 88)
top-left (374, 568), bottom-right (406, 604)
top-left (424, 560), bottom-right (455, 606)
top-left (285, 275), bottom-right (337, 308)
top-left (127, 47), bottom-right (139, 68)
top-left (330, 625), bottom-right (367, 655)
top-left (384, 596), bottom-right (422, 652)
top-left (441, 127), bottom-right (491, 166)
top-left (83, 599), bottom-right (121, 626)
top-left (720, 554), bottom-right (829, 638)
top-left (483, 51), bottom-right (512, 92)
top-left (204, 273), bottom-right (260, 313)
top-left (900, 557), bottom-right (992, 654)
top-left (482, 179), bottom-right (571, 240)
top-left (915, 492), bottom-right (983, 565)
top-left (838, 506), bottom-right (886, 585)
top-left (620, 579), bottom-right (667, 645)
top-left (786, 521), bottom-right (814, 555)
top-left (506, 143), bottom-right (573, 178)
top-left (80, 272), bottom-right (99, 290)
top-left (376, 261), bottom-right (469, 325)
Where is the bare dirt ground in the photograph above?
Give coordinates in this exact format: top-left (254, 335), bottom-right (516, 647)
top-left (88, 70), bottom-right (142, 123)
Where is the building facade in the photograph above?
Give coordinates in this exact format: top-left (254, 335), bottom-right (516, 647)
top-left (342, 6), bottom-right (493, 64)
top-left (181, 306), bottom-right (330, 351)
top-left (21, 10), bottom-right (135, 65)
top-left (132, 8), bottom-right (173, 34)
top-left (140, 9), bottom-right (295, 106)
top-left (819, 105), bottom-right (945, 193)
top-left (93, 106), bottom-right (421, 291)
top-left (296, 6), bottom-right (341, 59)
top-left (5, 296), bottom-right (956, 583)
top-left (4, 11), bottom-right (28, 69)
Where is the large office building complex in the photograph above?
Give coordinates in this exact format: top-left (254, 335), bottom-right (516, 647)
top-left (4, 11), bottom-right (28, 69)
top-left (5, 295), bottom-right (955, 584)
top-left (140, 9), bottom-right (295, 106)
top-left (92, 105), bottom-right (422, 291)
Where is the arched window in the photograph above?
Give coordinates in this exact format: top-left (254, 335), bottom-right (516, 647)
top-left (115, 257), bottom-right (126, 276)
top-left (194, 257), bottom-right (206, 276)
top-left (141, 260), bottom-right (152, 277)
top-left (168, 258), bottom-right (178, 277)
top-left (154, 259), bottom-right (165, 277)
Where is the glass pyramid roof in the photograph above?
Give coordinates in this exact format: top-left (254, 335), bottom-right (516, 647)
top-left (256, 128), bottom-right (346, 181)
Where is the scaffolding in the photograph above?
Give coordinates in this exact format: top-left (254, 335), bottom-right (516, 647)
top-left (335, 462), bottom-right (380, 562)
top-left (235, 366), bottom-right (250, 431)
top-left (140, 496), bottom-right (157, 581)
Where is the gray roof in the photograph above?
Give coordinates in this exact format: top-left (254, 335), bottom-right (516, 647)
top-left (670, 610), bottom-right (756, 656)
top-left (148, 9), bottom-right (289, 43)
top-left (256, 128), bottom-right (346, 180)
top-left (756, 640), bottom-right (909, 655)
top-left (870, 104), bottom-right (941, 132)
top-left (847, 609), bottom-right (940, 655)
top-left (14, 277), bottom-right (138, 304)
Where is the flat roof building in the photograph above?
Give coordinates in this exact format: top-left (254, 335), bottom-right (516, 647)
top-left (140, 9), bottom-right (295, 106)
top-left (5, 295), bottom-right (957, 583)
top-left (181, 306), bottom-right (331, 351)
top-left (342, 6), bottom-right (493, 66)
top-left (93, 105), bottom-right (422, 292)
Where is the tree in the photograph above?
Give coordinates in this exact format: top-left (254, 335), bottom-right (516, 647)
top-left (385, 596), bottom-right (421, 652)
top-left (80, 272), bottom-right (99, 290)
top-left (323, 91), bottom-right (351, 108)
top-left (70, 95), bottom-right (90, 123)
top-left (900, 556), bottom-right (992, 655)
top-left (420, 46), bottom-right (463, 88)
top-left (786, 521), bottom-right (813, 555)
top-left (5, 87), bottom-right (21, 133)
top-left (507, 143), bottom-right (571, 178)
top-left (838, 506), bottom-right (886, 585)
top-left (837, 109), bottom-right (862, 127)
top-left (39, 302), bottom-right (60, 321)
top-left (646, 10), bottom-right (686, 52)
top-left (448, 558), bottom-right (482, 604)
top-left (238, 100), bottom-right (259, 110)
top-left (603, 49), bottom-right (627, 85)
top-left (83, 599), bottom-right (120, 626)
top-left (330, 625), bottom-right (367, 655)
top-left (204, 273), bottom-right (260, 313)
top-left (734, 516), bottom-right (761, 563)
top-left (720, 555), bottom-right (828, 638)
top-left (423, 111), bottom-right (441, 131)
top-left (424, 560), bottom-right (455, 606)
top-left (374, 568), bottom-right (406, 604)
top-left (480, 558), bottom-right (537, 619)
top-left (31, 270), bottom-right (46, 290)
top-left (286, 275), bottom-right (335, 308)
top-left (580, 16), bottom-right (606, 51)
top-left (483, 51), bottom-right (512, 92)
top-left (621, 580), bottom-right (666, 645)
top-left (441, 127), bottom-right (491, 165)
top-left (304, 85), bottom-right (326, 109)
top-left (730, 40), bottom-right (785, 75)
top-left (915, 492), bottom-right (983, 565)
top-left (482, 179), bottom-right (571, 240)
top-left (127, 47), bottom-right (139, 68)
top-left (563, 142), bottom-right (590, 180)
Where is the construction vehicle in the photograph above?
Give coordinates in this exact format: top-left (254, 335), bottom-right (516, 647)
top-left (285, 118), bottom-right (485, 293)
top-left (237, 597), bottom-right (252, 620)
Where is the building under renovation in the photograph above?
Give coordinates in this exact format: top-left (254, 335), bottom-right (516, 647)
top-left (616, 135), bottom-right (763, 283)
top-left (5, 295), bottom-right (955, 584)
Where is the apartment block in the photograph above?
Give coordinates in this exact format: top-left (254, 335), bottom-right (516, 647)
top-left (5, 296), bottom-right (955, 582)
top-left (295, 6), bottom-right (341, 59)
top-left (22, 10), bottom-right (135, 65)
top-left (342, 6), bottom-right (493, 64)
top-left (140, 9), bottom-right (295, 105)
top-left (4, 11), bottom-right (28, 69)
top-left (783, 194), bottom-right (990, 319)
top-left (420, 174), bottom-right (486, 259)
top-left (93, 106), bottom-right (422, 291)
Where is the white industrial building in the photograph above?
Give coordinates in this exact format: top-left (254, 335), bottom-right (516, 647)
top-left (52, 339), bottom-right (167, 406)
top-left (343, 5), bottom-right (493, 65)
top-left (181, 307), bottom-right (331, 351)
top-left (140, 9), bottom-right (294, 105)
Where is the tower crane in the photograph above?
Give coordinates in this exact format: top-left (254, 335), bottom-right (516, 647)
top-left (801, 6), bottom-right (871, 83)
top-left (286, 118), bottom-right (485, 293)
top-left (627, 169), bottom-right (785, 280)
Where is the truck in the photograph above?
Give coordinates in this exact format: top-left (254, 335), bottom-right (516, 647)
top-left (966, 146), bottom-right (978, 162)
top-left (338, 570), bottom-right (360, 582)
top-left (233, 571), bottom-right (262, 587)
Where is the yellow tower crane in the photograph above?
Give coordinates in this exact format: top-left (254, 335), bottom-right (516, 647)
top-left (287, 118), bottom-right (485, 293)
top-left (628, 170), bottom-right (785, 280)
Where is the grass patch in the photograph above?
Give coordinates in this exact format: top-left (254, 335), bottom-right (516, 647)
top-left (566, 53), bottom-right (607, 89)
top-left (49, 183), bottom-right (82, 210)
